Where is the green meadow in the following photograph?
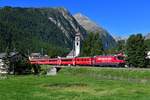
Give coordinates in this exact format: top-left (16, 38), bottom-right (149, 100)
top-left (1, 67), bottom-right (150, 100)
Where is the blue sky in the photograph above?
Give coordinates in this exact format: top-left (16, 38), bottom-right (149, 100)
top-left (0, 0), bottom-right (150, 37)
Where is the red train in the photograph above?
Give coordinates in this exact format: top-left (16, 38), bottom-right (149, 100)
top-left (29, 54), bottom-right (126, 67)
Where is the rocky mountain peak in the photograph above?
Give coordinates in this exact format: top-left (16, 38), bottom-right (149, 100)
top-left (74, 13), bottom-right (89, 20)
top-left (55, 7), bottom-right (70, 16)
top-left (74, 13), bottom-right (102, 33)
top-left (74, 13), bottom-right (116, 49)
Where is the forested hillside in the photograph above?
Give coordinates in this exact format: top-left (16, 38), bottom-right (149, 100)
top-left (0, 7), bottom-right (86, 57)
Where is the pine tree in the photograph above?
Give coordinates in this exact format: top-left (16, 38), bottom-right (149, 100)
top-left (126, 34), bottom-right (146, 67)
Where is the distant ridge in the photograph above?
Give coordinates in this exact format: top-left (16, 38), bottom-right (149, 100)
top-left (145, 33), bottom-right (150, 39)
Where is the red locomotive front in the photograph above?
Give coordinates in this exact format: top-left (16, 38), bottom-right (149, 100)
top-left (94, 55), bottom-right (125, 67)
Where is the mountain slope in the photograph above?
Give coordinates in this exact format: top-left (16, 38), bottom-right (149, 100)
top-left (74, 13), bottom-right (116, 49)
top-left (0, 7), bottom-right (86, 56)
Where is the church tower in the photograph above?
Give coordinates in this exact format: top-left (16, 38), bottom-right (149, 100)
top-left (66, 32), bottom-right (81, 58)
top-left (74, 33), bottom-right (80, 57)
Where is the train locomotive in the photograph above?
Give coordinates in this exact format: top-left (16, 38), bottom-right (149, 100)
top-left (30, 54), bottom-right (126, 67)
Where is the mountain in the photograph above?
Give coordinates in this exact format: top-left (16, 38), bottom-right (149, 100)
top-left (114, 36), bottom-right (128, 42)
top-left (74, 13), bottom-right (116, 49)
top-left (145, 33), bottom-right (150, 40)
top-left (0, 7), bottom-right (86, 57)
top-left (114, 36), bottom-right (123, 42)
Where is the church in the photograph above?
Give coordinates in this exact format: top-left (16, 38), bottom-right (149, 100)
top-left (67, 33), bottom-right (80, 58)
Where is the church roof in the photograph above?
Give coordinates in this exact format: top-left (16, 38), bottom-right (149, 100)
top-left (66, 50), bottom-right (75, 58)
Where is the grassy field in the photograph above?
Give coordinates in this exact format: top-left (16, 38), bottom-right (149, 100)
top-left (1, 67), bottom-right (150, 100)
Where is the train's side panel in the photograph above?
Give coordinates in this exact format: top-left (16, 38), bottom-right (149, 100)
top-left (61, 58), bottom-right (74, 65)
top-left (94, 56), bottom-right (125, 66)
top-left (30, 59), bottom-right (49, 64)
top-left (30, 58), bottom-right (58, 65)
top-left (75, 57), bottom-right (93, 66)
top-left (48, 59), bottom-right (58, 65)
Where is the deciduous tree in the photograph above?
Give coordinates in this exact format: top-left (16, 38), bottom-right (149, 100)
top-left (81, 32), bottom-right (103, 56)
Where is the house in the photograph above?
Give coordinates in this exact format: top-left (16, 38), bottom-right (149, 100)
top-left (66, 50), bottom-right (75, 58)
top-left (0, 53), bottom-right (9, 74)
top-left (146, 51), bottom-right (150, 59)
top-left (0, 52), bottom-right (27, 74)
top-left (30, 53), bottom-right (42, 59)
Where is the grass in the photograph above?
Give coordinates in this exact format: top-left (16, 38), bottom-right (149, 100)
top-left (1, 67), bottom-right (150, 100)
